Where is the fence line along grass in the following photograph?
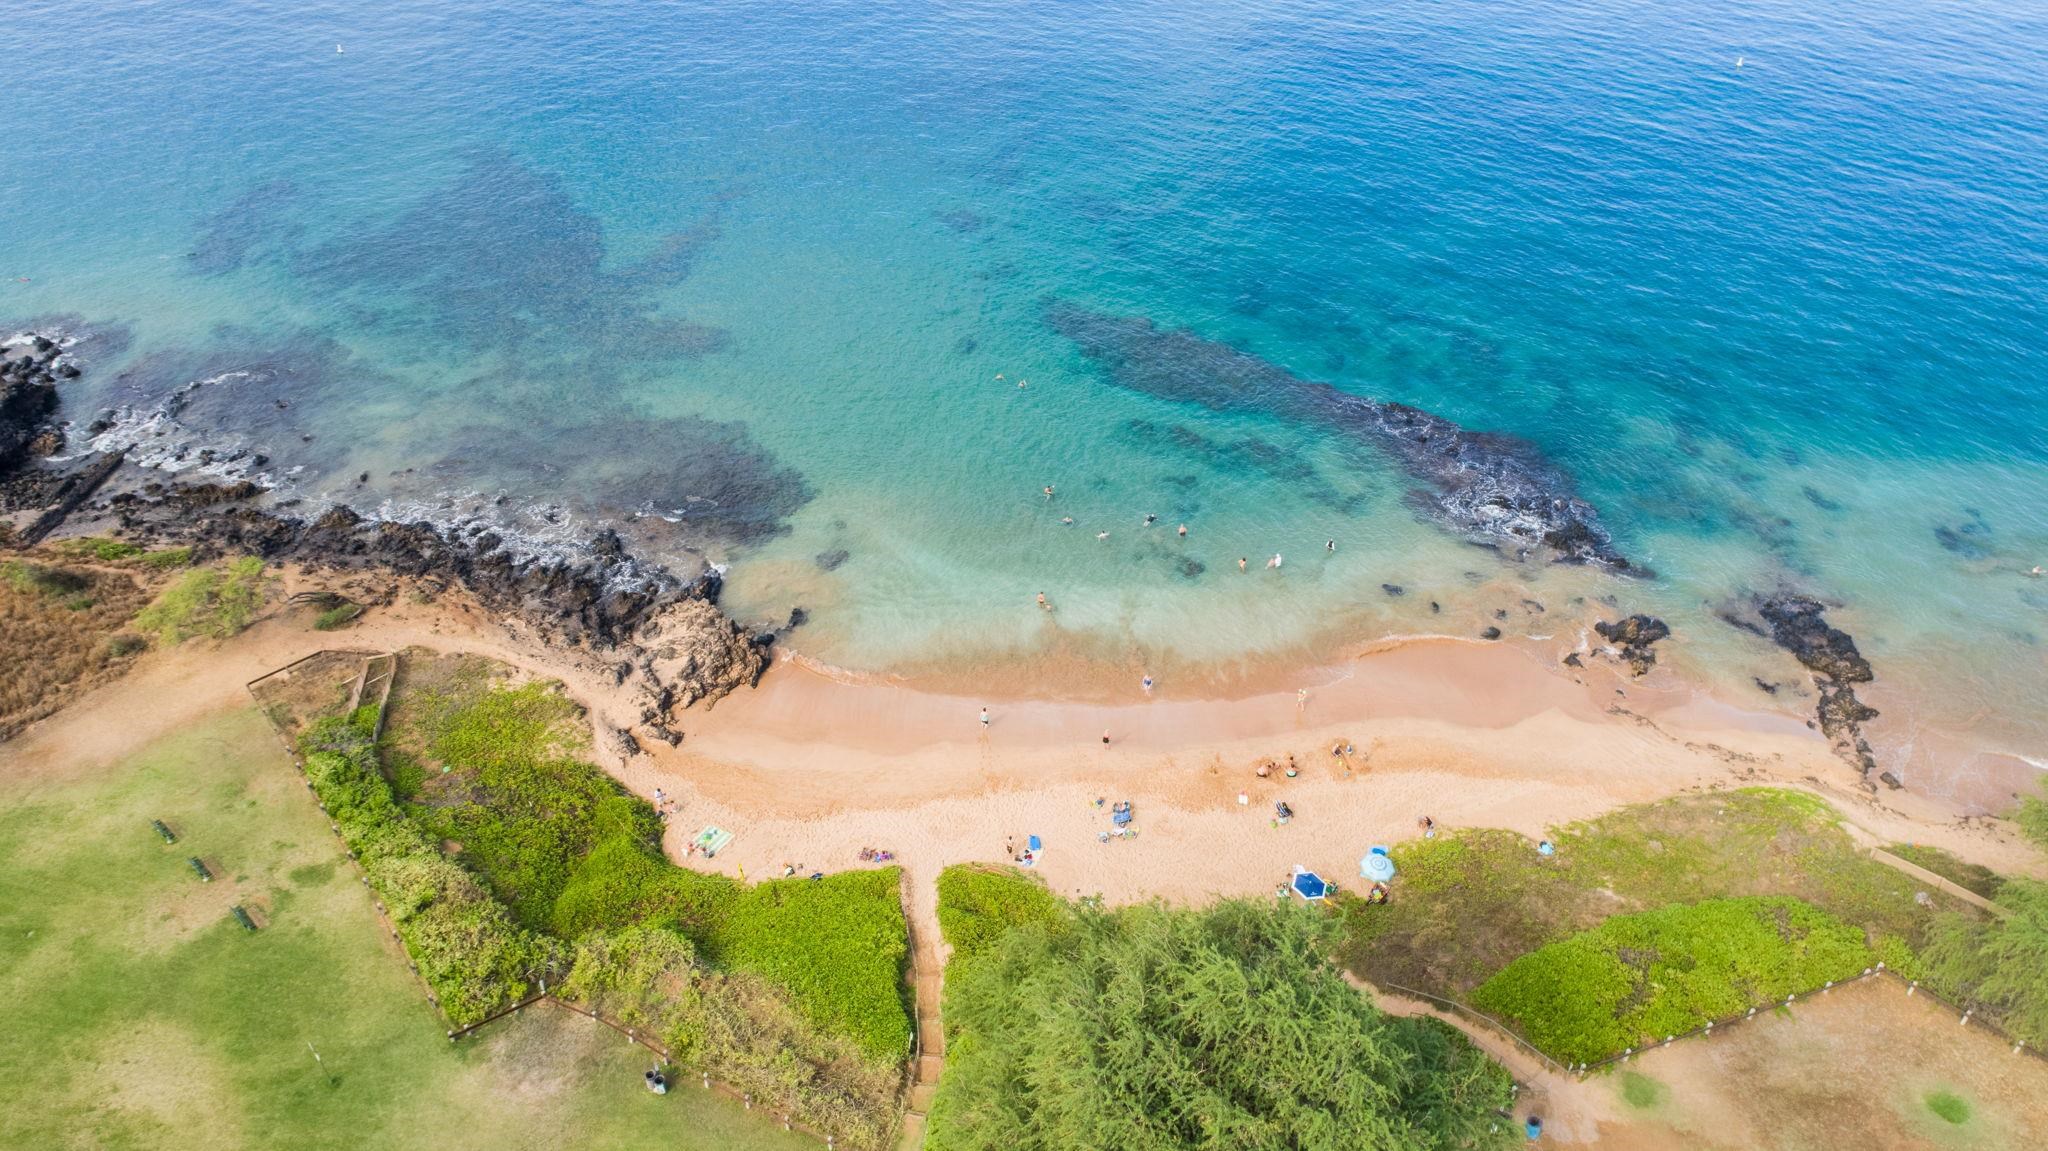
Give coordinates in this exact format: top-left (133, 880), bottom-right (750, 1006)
top-left (289, 651), bottom-right (911, 1147)
top-left (1469, 896), bottom-right (1874, 1065)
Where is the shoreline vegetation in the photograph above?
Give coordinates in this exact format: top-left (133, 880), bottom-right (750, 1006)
top-left (281, 654), bottom-right (909, 1148)
top-left (4, 325), bottom-right (2048, 1146)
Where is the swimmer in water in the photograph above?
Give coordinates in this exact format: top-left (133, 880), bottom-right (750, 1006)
top-left (1037, 591), bottom-right (1050, 610)
top-left (1061, 516), bottom-right (1074, 526)
top-left (1144, 513), bottom-right (1157, 525)
top-left (1043, 485), bottom-right (1055, 499)
top-left (1097, 531), bottom-right (1110, 540)
top-left (1268, 553), bottom-right (1283, 569)
top-left (1239, 557), bottom-right (1248, 572)
top-left (1326, 539), bottom-right (1335, 552)
top-left (1177, 523), bottom-right (1187, 538)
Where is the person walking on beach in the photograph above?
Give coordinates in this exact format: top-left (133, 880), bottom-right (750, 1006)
top-left (980, 706), bottom-right (991, 728)
top-left (1296, 688), bottom-right (1308, 711)
top-left (1101, 729), bottom-right (1111, 746)
top-left (1142, 674), bottom-right (1154, 693)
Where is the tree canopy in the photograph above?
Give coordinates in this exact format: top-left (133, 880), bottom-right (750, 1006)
top-left (927, 895), bottom-right (1512, 1151)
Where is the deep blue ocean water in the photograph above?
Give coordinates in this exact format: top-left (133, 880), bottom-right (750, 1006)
top-left (5, 0), bottom-right (2046, 776)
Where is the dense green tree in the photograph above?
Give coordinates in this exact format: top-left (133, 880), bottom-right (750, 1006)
top-left (928, 897), bottom-right (1513, 1151)
top-left (1921, 878), bottom-right (2048, 1047)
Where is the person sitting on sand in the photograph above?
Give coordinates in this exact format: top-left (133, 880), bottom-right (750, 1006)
top-left (1255, 760), bottom-right (1272, 778)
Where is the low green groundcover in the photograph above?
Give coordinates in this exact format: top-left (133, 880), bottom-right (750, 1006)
top-left (1470, 896), bottom-right (1872, 1065)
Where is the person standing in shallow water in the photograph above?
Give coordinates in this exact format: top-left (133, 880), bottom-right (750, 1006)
top-left (1239, 557), bottom-right (1248, 572)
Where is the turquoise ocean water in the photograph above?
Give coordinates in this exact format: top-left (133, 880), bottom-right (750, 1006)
top-left (5, 1), bottom-right (2046, 781)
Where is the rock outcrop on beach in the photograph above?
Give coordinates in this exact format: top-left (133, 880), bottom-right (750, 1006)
top-left (1724, 593), bottom-right (1892, 788)
top-left (1045, 302), bottom-right (1634, 571)
top-left (0, 335), bottom-right (68, 473)
top-left (104, 483), bottom-right (772, 719)
top-left (1594, 614), bottom-right (1670, 677)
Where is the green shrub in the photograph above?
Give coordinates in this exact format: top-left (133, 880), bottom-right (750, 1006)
top-left (551, 834), bottom-right (736, 939)
top-left (136, 546), bottom-right (194, 569)
top-left (559, 925), bottom-right (901, 1148)
top-left (132, 556), bottom-right (266, 643)
top-left (928, 898), bottom-right (1514, 1151)
top-left (52, 536), bottom-right (144, 561)
top-left (1470, 897), bottom-right (1873, 1064)
top-left (708, 868), bottom-right (911, 1059)
top-left (935, 864), bottom-right (1067, 964)
top-left (1, 560), bottom-right (89, 598)
top-left (298, 717), bottom-right (556, 1024)
top-left (1919, 878), bottom-right (2048, 1048)
top-left (98, 632), bottom-right (149, 659)
top-left (2014, 786), bottom-right (2048, 853)
top-left (313, 602), bottom-right (364, 630)
top-left (390, 679), bottom-right (911, 1060)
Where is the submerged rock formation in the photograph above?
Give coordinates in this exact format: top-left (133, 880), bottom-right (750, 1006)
top-left (1045, 302), bottom-right (1633, 571)
top-left (1594, 614), bottom-right (1670, 677)
top-left (1724, 593), bottom-right (1892, 788)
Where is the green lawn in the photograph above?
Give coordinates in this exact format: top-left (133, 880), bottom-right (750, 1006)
top-left (1334, 788), bottom-right (1962, 998)
top-left (0, 708), bottom-right (814, 1151)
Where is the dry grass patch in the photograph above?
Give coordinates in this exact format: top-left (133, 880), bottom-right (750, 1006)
top-left (0, 557), bottom-right (152, 737)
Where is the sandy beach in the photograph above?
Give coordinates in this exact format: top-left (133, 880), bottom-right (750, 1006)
top-left (7, 566), bottom-right (2040, 943)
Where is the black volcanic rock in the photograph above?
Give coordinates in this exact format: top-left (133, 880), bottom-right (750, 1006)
top-left (1045, 301), bottom-right (1634, 570)
top-left (1594, 614), bottom-right (1670, 677)
top-left (1731, 593), bottom-right (1889, 787)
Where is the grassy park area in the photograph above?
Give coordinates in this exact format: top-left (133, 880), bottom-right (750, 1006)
top-left (0, 708), bottom-right (814, 1151)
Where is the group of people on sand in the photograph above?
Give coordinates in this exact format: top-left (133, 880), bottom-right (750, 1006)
top-left (651, 787), bottom-right (678, 823)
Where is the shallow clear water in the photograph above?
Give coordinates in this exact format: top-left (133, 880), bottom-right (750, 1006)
top-left (5, 1), bottom-right (2047, 762)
